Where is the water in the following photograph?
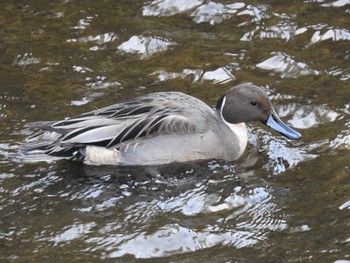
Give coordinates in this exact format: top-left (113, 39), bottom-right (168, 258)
top-left (1, 0), bottom-right (350, 262)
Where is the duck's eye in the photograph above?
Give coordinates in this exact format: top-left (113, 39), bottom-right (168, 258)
top-left (250, 100), bottom-right (258, 106)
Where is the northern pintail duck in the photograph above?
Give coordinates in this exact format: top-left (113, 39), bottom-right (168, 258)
top-left (22, 84), bottom-right (301, 165)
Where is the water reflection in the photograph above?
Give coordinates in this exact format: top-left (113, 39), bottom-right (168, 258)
top-left (70, 76), bottom-right (121, 106)
top-left (0, 158), bottom-right (291, 259)
top-left (117, 35), bottom-right (175, 58)
top-left (257, 21), bottom-right (298, 41)
top-left (262, 135), bottom-right (317, 174)
top-left (72, 65), bottom-right (93, 73)
top-left (13, 53), bottom-right (41, 66)
top-left (237, 3), bottom-right (269, 24)
top-left (339, 199), bottom-right (350, 210)
top-left (153, 66), bottom-right (235, 84)
top-left (256, 52), bottom-right (319, 78)
top-left (191, 2), bottom-right (245, 25)
top-left (48, 222), bottom-right (97, 244)
top-left (1, 0), bottom-right (350, 261)
top-left (106, 186), bottom-right (285, 258)
top-left (67, 33), bottom-right (117, 45)
top-left (248, 101), bottom-right (342, 174)
top-left (330, 120), bottom-right (350, 149)
top-left (67, 32), bottom-right (118, 51)
top-left (72, 16), bottom-right (96, 30)
top-left (241, 23), bottom-right (295, 42)
top-left (143, 0), bottom-right (204, 17)
top-left (320, 0), bottom-right (350, 7)
top-left (143, 0), bottom-right (265, 26)
top-left (286, 104), bottom-right (339, 129)
top-left (71, 167), bottom-right (287, 259)
top-left (311, 29), bottom-right (350, 44)
top-left (326, 67), bottom-right (350, 81)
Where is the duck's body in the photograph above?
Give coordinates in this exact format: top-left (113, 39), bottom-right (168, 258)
top-left (22, 84), bottom-right (300, 166)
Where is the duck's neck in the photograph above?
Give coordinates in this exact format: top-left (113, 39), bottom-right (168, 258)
top-left (216, 111), bottom-right (248, 160)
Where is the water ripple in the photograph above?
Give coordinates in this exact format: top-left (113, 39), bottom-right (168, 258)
top-left (153, 66), bottom-right (235, 84)
top-left (310, 28), bottom-right (350, 44)
top-left (104, 223), bottom-right (262, 258)
top-left (320, 0), bottom-right (350, 7)
top-left (117, 35), bottom-right (175, 58)
top-left (67, 32), bottom-right (118, 51)
top-left (143, 0), bottom-right (204, 17)
top-left (72, 15), bottom-right (96, 30)
top-left (339, 199), bottom-right (350, 210)
top-left (13, 53), bottom-right (41, 66)
top-left (81, 184), bottom-right (287, 259)
top-left (48, 222), bottom-right (97, 244)
top-left (330, 120), bottom-right (350, 150)
top-left (1, 0), bottom-right (350, 261)
top-left (256, 52), bottom-right (319, 78)
top-left (12, 164), bottom-right (288, 260)
top-left (191, 2), bottom-right (245, 25)
top-left (262, 137), bottom-right (317, 174)
top-left (286, 104), bottom-right (339, 129)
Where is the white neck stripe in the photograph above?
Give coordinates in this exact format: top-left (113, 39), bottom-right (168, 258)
top-left (220, 96), bottom-right (226, 120)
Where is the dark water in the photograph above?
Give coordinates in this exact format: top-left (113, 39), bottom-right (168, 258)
top-left (1, 0), bottom-right (350, 262)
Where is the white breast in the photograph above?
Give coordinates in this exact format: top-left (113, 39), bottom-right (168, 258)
top-left (226, 122), bottom-right (247, 158)
top-left (220, 96), bottom-right (248, 159)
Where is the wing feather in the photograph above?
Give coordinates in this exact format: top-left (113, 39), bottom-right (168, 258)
top-left (24, 92), bottom-right (211, 157)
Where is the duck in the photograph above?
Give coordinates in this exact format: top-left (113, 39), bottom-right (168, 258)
top-left (22, 84), bottom-right (301, 166)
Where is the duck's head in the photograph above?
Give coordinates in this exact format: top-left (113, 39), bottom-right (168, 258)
top-left (216, 84), bottom-right (301, 140)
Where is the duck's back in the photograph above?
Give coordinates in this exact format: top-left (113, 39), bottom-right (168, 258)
top-left (23, 92), bottom-right (227, 165)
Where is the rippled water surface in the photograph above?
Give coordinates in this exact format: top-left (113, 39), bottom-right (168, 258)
top-left (1, 0), bottom-right (350, 262)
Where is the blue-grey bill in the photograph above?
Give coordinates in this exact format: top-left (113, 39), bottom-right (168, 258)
top-left (265, 112), bottom-right (301, 140)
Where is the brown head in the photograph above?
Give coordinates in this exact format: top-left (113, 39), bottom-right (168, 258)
top-left (216, 84), bottom-right (301, 140)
